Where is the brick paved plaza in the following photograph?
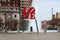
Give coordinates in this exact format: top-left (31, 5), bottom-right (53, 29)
top-left (0, 33), bottom-right (60, 40)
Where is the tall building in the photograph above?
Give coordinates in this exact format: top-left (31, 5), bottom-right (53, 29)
top-left (19, 0), bottom-right (32, 30)
top-left (42, 12), bottom-right (60, 30)
top-left (55, 12), bottom-right (60, 19)
top-left (0, 0), bottom-right (32, 31)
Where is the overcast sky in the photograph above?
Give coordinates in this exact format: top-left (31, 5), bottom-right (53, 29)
top-left (29, 0), bottom-right (60, 32)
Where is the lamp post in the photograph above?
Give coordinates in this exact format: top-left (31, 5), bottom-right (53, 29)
top-left (35, 19), bottom-right (39, 33)
top-left (51, 8), bottom-right (54, 28)
top-left (5, 10), bottom-right (7, 33)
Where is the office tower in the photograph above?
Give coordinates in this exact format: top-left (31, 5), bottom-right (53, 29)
top-left (0, 0), bottom-right (32, 31)
top-left (19, 0), bottom-right (32, 30)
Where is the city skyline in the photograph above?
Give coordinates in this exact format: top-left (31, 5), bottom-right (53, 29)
top-left (29, 0), bottom-right (60, 32)
top-left (0, 0), bottom-right (60, 32)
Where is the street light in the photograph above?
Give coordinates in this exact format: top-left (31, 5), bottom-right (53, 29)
top-left (35, 19), bottom-right (39, 33)
top-left (51, 8), bottom-right (54, 28)
top-left (5, 9), bottom-right (7, 33)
